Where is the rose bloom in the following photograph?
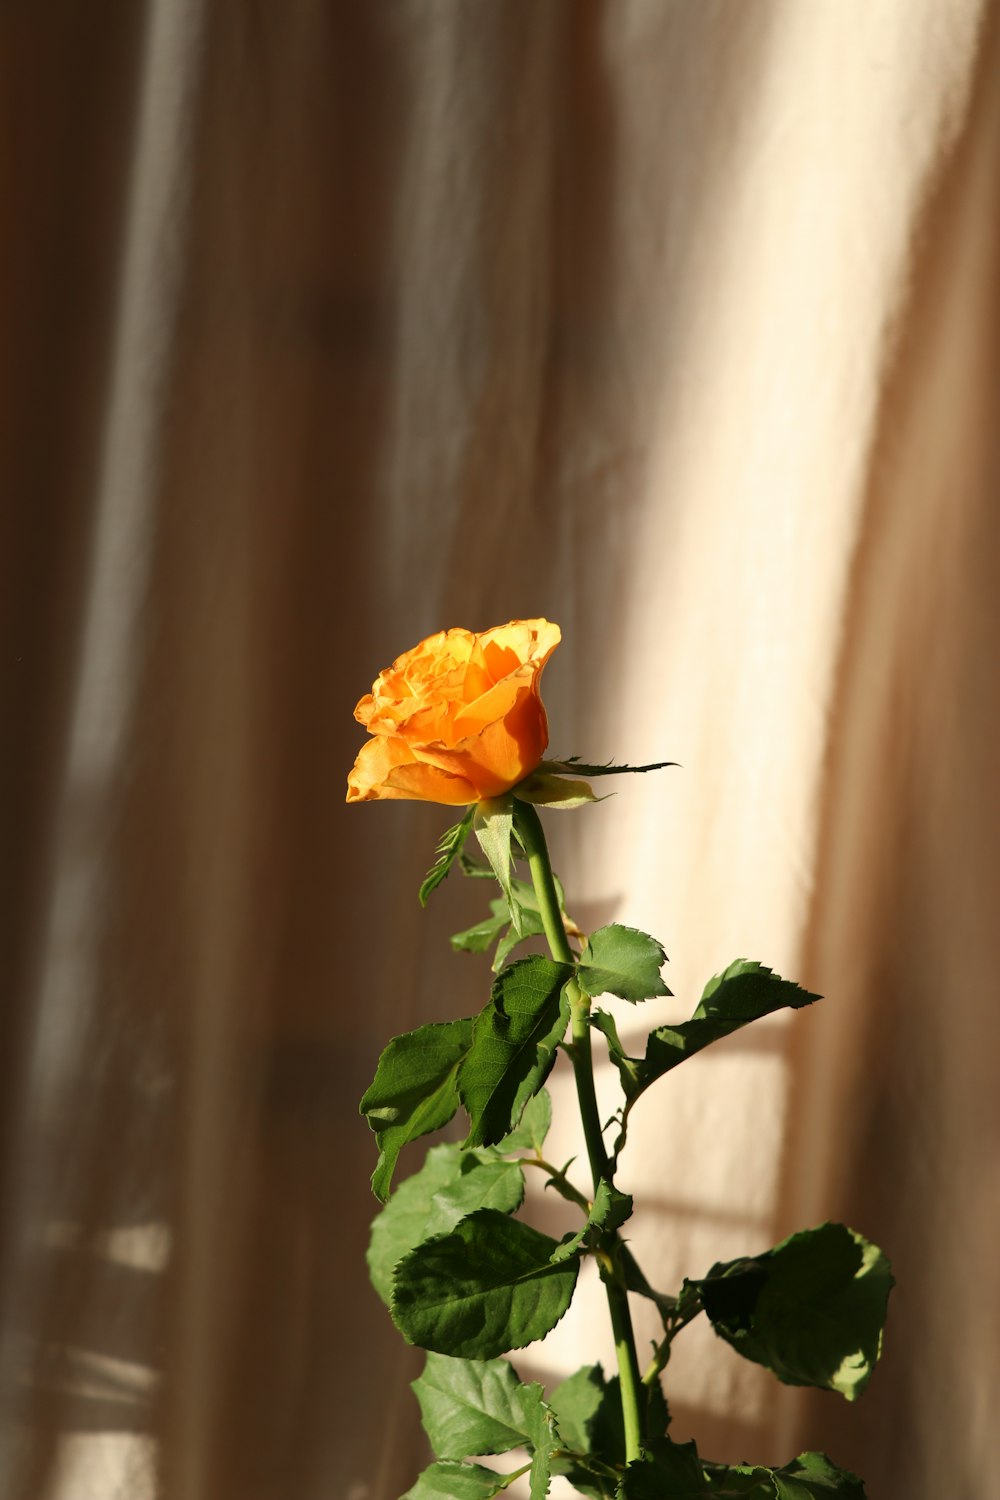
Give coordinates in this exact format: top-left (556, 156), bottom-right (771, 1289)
top-left (346, 619), bottom-right (561, 805)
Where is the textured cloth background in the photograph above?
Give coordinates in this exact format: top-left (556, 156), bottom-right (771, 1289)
top-left (1, 4), bottom-right (998, 1498)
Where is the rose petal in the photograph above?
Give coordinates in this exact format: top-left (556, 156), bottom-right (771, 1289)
top-left (346, 736), bottom-right (426, 802)
top-left (451, 664), bottom-right (527, 736)
top-left (416, 687), bottom-right (549, 798)
top-left (480, 618), bottom-right (561, 670)
top-left (347, 619), bottom-right (561, 807)
top-left (383, 759), bottom-right (479, 804)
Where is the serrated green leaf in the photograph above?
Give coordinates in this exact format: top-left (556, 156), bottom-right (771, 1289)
top-left (605, 961), bottom-right (821, 1105)
top-left (549, 1364), bottom-right (618, 1500)
top-left (492, 915), bottom-right (545, 973)
top-left (475, 797), bottom-right (524, 935)
top-left (577, 926), bottom-right (671, 1005)
top-left (451, 907), bottom-right (510, 954)
top-left (489, 1089), bottom-right (553, 1155)
top-left (703, 1472), bottom-right (776, 1499)
top-left (450, 895), bottom-right (547, 971)
top-left (458, 957), bottom-right (572, 1148)
top-left (549, 1458), bottom-right (618, 1500)
top-left (367, 1144), bottom-right (460, 1303)
top-left (540, 757), bottom-right (678, 778)
top-left (368, 1145), bottom-right (525, 1306)
top-left (423, 1158), bottom-right (526, 1240)
top-left (644, 959), bottom-right (819, 1076)
top-left (617, 1438), bottom-right (709, 1497)
top-left (548, 1364), bottom-right (606, 1453)
top-left (420, 808), bottom-right (477, 905)
top-left (391, 1208), bottom-right (580, 1359)
top-left (552, 1179), bottom-right (634, 1262)
top-left (703, 1451), bottom-right (866, 1498)
top-left (460, 860), bottom-right (568, 916)
top-left (550, 1364), bottom-right (669, 1495)
top-left (413, 1353), bottom-right (560, 1499)
top-left (528, 1441), bottom-right (555, 1500)
top-left (693, 1223), bottom-right (892, 1400)
top-left (772, 1452), bottom-right (866, 1499)
top-left (591, 1011), bottom-right (644, 1095)
top-left (401, 1459), bottom-right (517, 1499)
top-left (360, 1018), bottom-right (474, 1201)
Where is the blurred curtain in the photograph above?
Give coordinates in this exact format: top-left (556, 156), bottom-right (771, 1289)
top-left (1, 3), bottom-right (998, 1498)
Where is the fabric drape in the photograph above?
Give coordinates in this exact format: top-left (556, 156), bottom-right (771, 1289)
top-left (2, 4), bottom-right (997, 1497)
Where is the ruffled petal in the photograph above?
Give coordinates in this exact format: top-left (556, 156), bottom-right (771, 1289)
top-left (347, 736), bottom-right (424, 802)
top-left (415, 687), bottom-right (549, 799)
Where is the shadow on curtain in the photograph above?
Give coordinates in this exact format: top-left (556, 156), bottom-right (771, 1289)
top-left (1, 4), bottom-right (997, 1499)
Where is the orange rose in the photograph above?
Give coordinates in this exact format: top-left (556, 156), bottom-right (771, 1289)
top-left (347, 619), bottom-right (561, 805)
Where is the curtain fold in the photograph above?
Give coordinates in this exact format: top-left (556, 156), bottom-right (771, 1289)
top-left (1, 4), bottom-right (997, 1497)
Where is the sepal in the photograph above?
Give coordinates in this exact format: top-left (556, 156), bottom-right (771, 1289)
top-left (420, 807), bottom-right (476, 905)
top-left (514, 770), bottom-right (602, 809)
top-left (474, 797), bottom-right (521, 933)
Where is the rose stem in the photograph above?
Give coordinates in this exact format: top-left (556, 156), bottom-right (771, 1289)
top-left (516, 800), bottom-right (645, 1465)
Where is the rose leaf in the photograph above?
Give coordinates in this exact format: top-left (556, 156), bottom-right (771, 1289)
top-left (577, 925), bottom-right (672, 1005)
top-left (691, 1222), bottom-right (893, 1400)
top-left (458, 957), bottom-right (572, 1148)
top-left (360, 1018), bottom-right (474, 1201)
top-left (367, 1142), bottom-right (524, 1305)
top-left (391, 1209), bottom-right (580, 1359)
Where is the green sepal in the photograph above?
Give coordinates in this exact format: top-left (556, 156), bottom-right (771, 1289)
top-left (458, 957), bottom-right (572, 1148)
top-left (604, 961), bottom-right (820, 1103)
top-left (492, 924), bottom-right (536, 972)
top-left (413, 1354), bottom-right (559, 1500)
top-left (450, 894), bottom-right (546, 972)
top-left (474, 797), bottom-right (522, 934)
top-left (702, 1450), bottom-right (866, 1497)
top-left (455, 856), bottom-right (571, 961)
top-left (360, 1017), bottom-right (474, 1201)
top-left (513, 770), bottom-right (602, 809)
top-left (420, 807), bottom-right (476, 905)
top-left (450, 905), bottom-right (509, 954)
top-left (391, 1208), bottom-right (580, 1359)
top-left (691, 1223), bottom-right (893, 1400)
top-left (617, 1438), bottom-right (708, 1497)
top-left (577, 925), bottom-right (671, 1004)
top-left (401, 1460), bottom-right (520, 1499)
top-left (539, 756), bottom-right (678, 778)
top-left (367, 1142), bottom-right (524, 1305)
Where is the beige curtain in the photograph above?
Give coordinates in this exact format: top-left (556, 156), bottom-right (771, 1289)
top-left (2, 3), bottom-right (998, 1497)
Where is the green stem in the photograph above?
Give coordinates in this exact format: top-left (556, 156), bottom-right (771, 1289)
top-left (520, 1155), bottom-right (591, 1214)
top-left (519, 801), bottom-right (576, 966)
top-left (497, 1461), bottom-right (533, 1490)
top-left (516, 799), bottom-right (645, 1464)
